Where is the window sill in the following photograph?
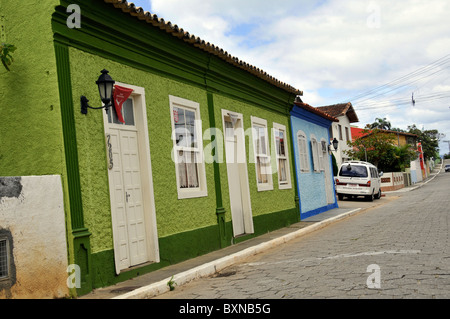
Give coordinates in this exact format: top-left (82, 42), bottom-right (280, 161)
top-left (256, 184), bottom-right (273, 192)
top-left (278, 183), bottom-right (292, 190)
top-left (177, 189), bottom-right (208, 200)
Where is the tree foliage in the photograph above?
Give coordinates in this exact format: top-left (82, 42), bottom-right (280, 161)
top-left (369, 117), bottom-right (391, 130)
top-left (407, 124), bottom-right (443, 160)
top-left (1, 43), bottom-right (16, 71)
top-left (345, 128), bottom-right (417, 172)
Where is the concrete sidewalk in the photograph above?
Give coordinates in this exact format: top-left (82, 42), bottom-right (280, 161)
top-left (81, 207), bottom-right (362, 299)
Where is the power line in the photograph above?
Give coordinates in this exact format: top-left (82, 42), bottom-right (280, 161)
top-left (355, 95), bottom-right (450, 111)
top-left (354, 91), bottom-right (450, 110)
top-left (347, 54), bottom-right (450, 101)
top-left (353, 67), bottom-right (449, 105)
top-left (345, 54), bottom-right (450, 104)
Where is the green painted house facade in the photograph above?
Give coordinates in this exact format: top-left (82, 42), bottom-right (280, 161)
top-left (0, 0), bottom-right (303, 297)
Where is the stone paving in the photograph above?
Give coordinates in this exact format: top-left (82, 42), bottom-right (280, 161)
top-left (154, 166), bottom-right (450, 299)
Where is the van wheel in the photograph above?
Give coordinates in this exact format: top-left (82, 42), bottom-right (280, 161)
top-left (375, 189), bottom-right (381, 199)
top-left (366, 192), bottom-right (374, 202)
top-left (338, 194), bottom-right (344, 201)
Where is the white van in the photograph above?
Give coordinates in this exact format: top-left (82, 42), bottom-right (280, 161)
top-left (335, 161), bottom-right (382, 201)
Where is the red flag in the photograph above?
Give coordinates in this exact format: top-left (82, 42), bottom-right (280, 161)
top-left (113, 85), bottom-right (134, 123)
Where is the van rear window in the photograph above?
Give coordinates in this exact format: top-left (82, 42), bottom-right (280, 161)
top-left (339, 164), bottom-right (368, 178)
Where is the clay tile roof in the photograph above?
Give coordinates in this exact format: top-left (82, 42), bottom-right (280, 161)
top-left (293, 101), bottom-right (339, 122)
top-left (103, 0), bottom-right (303, 96)
top-left (316, 102), bottom-right (359, 123)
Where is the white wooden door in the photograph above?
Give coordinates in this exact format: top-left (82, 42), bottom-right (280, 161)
top-left (225, 122), bottom-right (245, 236)
top-left (108, 128), bottom-right (149, 270)
top-left (108, 130), bottom-right (129, 271)
top-left (104, 86), bottom-right (160, 275)
top-left (120, 130), bottom-right (148, 266)
top-left (223, 113), bottom-right (254, 237)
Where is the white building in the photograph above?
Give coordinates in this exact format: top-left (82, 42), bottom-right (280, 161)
top-left (316, 102), bottom-right (359, 169)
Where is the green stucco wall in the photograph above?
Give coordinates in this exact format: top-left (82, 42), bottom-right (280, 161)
top-left (0, 0), bottom-right (64, 177)
top-left (68, 48), bottom-right (217, 254)
top-left (213, 95), bottom-right (296, 222)
top-left (0, 0), bottom-right (81, 296)
top-left (69, 46), bottom-right (297, 256)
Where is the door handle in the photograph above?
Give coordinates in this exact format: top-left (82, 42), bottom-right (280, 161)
top-left (126, 192), bottom-right (131, 203)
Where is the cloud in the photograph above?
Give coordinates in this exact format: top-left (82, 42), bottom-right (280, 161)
top-left (135, 0), bottom-right (450, 153)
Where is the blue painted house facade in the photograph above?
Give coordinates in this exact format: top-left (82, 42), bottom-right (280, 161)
top-left (290, 101), bottom-right (339, 219)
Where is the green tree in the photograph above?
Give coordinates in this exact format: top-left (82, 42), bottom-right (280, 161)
top-left (1, 43), bottom-right (16, 71)
top-left (345, 128), bottom-right (396, 168)
top-left (391, 144), bottom-right (417, 171)
top-left (407, 125), bottom-right (443, 160)
top-left (345, 128), bottom-right (417, 172)
top-left (370, 117), bottom-right (392, 130)
top-left (390, 127), bottom-right (406, 133)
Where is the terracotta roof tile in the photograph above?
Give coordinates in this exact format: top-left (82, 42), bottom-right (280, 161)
top-left (316, 102), bottom-right (359, 123)
top-left (103, 0), bottom-right (302, 95)
top-left (293, 101), bottom-right (339, 122)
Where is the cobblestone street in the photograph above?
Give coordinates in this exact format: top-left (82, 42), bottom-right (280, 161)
top-left (154, 167), bottom-right (450, 299)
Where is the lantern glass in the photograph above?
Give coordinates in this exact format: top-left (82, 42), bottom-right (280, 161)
top-left (332, 138), bottom-right (339, 151)
top-left (96, 69), bottom-right (115, 104)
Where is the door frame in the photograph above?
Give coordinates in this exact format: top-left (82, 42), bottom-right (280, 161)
top-left (221, 109), bottom-right (254, 237)
top-left (102, 82), bottom-right (159, 274)
top-left (321, 138), bottom-right (335, 204)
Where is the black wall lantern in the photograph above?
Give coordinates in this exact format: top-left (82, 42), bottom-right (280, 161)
top-left (81, 69), bottom-right (115, 114)
top-left (332, 137), bottom-right (339, 151)
top-left (328, 137), bottom-right (339, 154)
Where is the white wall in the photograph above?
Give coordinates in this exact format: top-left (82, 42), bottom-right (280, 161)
top-left (331, 115), bottom-right (353, 167)
top-left (410, 159), bottom-right (423, 183)
top-left (0, 175), bottom-right (69, 299)
top-left (380, 172), bottom-right (405, 191)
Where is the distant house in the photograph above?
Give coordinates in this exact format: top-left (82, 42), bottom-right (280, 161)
top-left (290, 101), bottom-right (339, 219)
top-left (316, 103), bottom-right (359, 168)
top-left (351, 126), bottom-right (418, 150)
top-left (386, 130), bottom-right (418, 148)
top-left (350, 126), bottom-right (366, 141)
top-left (351, 127), bottom-right (422, 185)
top-left (351, 128), bottom-right (418, 149)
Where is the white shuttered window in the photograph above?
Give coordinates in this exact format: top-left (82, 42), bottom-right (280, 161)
top-left (273, 123), bottom-right (291, 189)
top-left (297, 130), bottom-right (309, 173)
top-left (251, 116), bottom-right (273, 191)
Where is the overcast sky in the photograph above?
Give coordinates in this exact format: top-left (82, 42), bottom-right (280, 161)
top-left (131, 0), bottom-right (450, 156)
